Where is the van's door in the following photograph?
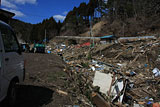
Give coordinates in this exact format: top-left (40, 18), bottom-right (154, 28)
top-left (1, 26), bottom-right (23, 81)
top-left (0, 28), bottom-right (6, 101)
top-left (0, 31), bottom-right (2, 99)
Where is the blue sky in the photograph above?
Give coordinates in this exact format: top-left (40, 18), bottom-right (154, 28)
top-left (1, 0), bottom-right (89, 24)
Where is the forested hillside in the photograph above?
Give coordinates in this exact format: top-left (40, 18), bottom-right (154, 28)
top-left (10, 19), bottom-right (33, 43)
top-left (63, 0), bottom-right (160, 37)
top-left (10, 17), bottom-right (62, 43)
top-left (105, 0), bottom-right (160, 36)
top-left (10, 0), bottom-right (160, 42)
top-left (30, 17), bottom-right (62, 42)
top-left (61, 0), bottom-right (102, 36)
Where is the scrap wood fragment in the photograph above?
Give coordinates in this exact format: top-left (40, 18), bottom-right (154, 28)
top-left (56, 89), bottom-right (68, 96)
top-left (114, 102), bottom-right (127, 107)
top-left (129, 87), bottom-right (156, 101)
top-left (114, 52), bottom-right (123, 59)
top-left (142, 89), bottom-right (157, 98)
top-left (127, 90), bottom-right (143, 100)
top-left (132, 47), bottom-right (136, 54)
top-left (91, 92), bottom-right (110, 107)
top-left (125, 92), bottom-right (139, 102)
top-left (129, 54), bottom-right (140, 64)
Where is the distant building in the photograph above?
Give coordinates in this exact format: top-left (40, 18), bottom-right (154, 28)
top-left (0, 9), bottom-right (15, 23)
top-left (118, 36), bottom-right (156, 43)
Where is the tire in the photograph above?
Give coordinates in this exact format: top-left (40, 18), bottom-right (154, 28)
top-left (6, 81), bottom-right (17, 107)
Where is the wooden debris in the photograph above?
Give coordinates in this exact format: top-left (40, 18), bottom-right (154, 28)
top-left (56, 89), bottom-right (68, 96)
top-left (91, 92), bottom-right (110, 107)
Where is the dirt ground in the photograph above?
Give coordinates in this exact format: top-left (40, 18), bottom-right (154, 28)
top-left (2, 53), bottom-right (76, 107)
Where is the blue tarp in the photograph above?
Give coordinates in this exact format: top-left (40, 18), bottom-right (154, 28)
top-left (100, 35), bottom-right (114, 39)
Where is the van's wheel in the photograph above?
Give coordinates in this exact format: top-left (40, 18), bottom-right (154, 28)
top-left (6, 81), bottom-right (17, 106)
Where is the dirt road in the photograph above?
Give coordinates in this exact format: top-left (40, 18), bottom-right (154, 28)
top-left (14, 53), bottom-right (74, 107)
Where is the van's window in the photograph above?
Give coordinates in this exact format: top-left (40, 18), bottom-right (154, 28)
top-left (0, 26), bottom-right (19, 52)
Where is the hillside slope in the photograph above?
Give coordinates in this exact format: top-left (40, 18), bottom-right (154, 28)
top-left (79, 20), bottom-right (110, 37)
top-left (10, 19), bottom-right (33, 43)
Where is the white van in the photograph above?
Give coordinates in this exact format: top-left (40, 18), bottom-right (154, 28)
top-left (0, 20), bottom-right (25, 106)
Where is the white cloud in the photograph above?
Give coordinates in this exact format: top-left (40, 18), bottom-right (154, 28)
top-left (53, 15), bottom-right (66, 21)
top-left (1, 0), bottom-right (37, 9)
top-left (10, 9), bottom-right (25, 17)
top-left (63, 11), bottom-right (68, 15)
top-left (1, 0), bottom-right (37, 18)
top-left (2, 0), bottom-right (17, 9)
top-left (11, 0), bottom-right (37, 5)
top-left (2, 8), bottom-right (25, 17)
top-left (104, 0), bottom-right (108, 3)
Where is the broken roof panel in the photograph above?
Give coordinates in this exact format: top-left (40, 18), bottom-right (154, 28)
top-left (0, 9), bottom-right (15, 23)
top-left (0, 9), bottom-right (15, 18)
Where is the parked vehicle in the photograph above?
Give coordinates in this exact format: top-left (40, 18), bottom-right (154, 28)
top-left (33, 43), bottom-right (45, 53)
top-left (0, 20), bottom-right (25, 106)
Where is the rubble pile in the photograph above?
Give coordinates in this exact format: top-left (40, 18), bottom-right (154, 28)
top-left (55, 39), bottom-right (160, 107)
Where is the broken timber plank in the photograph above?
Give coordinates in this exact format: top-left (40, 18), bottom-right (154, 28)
top-left (92, 92), bottom-right (110, 107)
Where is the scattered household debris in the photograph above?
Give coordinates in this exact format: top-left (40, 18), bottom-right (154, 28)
top-left (93, 71), bottom-right (112, 95)
top-left (50, 37), bottom-right (160, 106)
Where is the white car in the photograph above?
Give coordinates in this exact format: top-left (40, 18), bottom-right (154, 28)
top-left (0, 20), bottom-right (25, 106)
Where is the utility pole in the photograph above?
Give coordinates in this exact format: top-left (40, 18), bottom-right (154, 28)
top-left (45, 29), bottom-right (47, 45)
top-left (90, 16), bottom-right (94, 48)
top-left (45, 29), bottom-right (47, 52)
